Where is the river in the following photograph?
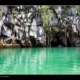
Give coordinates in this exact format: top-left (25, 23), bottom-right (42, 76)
top-left (0, 47), bottom-right (80, 74)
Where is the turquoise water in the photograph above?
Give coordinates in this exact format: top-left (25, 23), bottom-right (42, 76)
top-left (0, 47), bottom-right (80, 74)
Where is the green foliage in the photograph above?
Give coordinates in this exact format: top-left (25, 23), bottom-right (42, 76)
top-left (39, 6), bottom-right (53, 30)
top-left (76, 6), bottom-right (80, 11)
top-left (61, 14), bottom-right (66, 19)
top-left (0, 11), bottom-right (2, 17)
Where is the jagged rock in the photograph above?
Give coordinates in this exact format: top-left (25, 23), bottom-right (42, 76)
top-left (2, 15), bottom-right (6, 21)
top-left (76, 20), bottom-right (80, 35)
top-left (55, 6), bottom-right (62, 19)
top-left (0, 19), bottom-right (3, 35)
top-left (25, 26), bottom-right (29, 38)
top-left (0, 6), bottom-right (8, 14)
top-left (0, 5), bottom-right (46, 47)
top-left (30, 30), bottom-right (37, 38)
top-left (29, 18), bottom-right (37, 38)
top-left (70, 33), bottom-right (80, 46)
top-left (18, 27), bottom-right (24, 40)
top-left (52, 18), bottom-right (58, 26)
top-left (17, 14), bottom-right (21, 19)
top-left (1, 25), bottom-right (8, 36)
top-left (20, 11), bottom-right (26, 19)
top-left (36, 39), bottom-right (46, 47)
top-left (68, 7), bottom-right (77, 16)
top-left (37, 26), bottom-right (44, 37)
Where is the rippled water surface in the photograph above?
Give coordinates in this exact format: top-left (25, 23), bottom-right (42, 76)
top-left (0, 47), bottom-right (80, 74)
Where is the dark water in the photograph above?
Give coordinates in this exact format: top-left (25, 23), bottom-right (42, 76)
top-left (0, 47), bottom-right (80, 74)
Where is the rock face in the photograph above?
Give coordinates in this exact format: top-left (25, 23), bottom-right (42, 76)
top-left (0, 5), bottom-right (80, 47)
top-left (0, 5), bottom-right (46, 47)
top-left (68, 7), bottom-right (77, 16)
top-left (68, 33), bottom-right (80, 47)
top-left (51, 6), bottom-right (80, 47)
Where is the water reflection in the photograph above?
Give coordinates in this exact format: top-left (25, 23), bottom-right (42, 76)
top-left (0, 48), bottom-right (80, 74)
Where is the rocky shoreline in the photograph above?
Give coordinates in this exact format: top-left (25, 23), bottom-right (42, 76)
top-left (0, 44), bottom-right (20, 48)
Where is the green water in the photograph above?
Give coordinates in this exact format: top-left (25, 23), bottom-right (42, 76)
top-left (0, 47), bottom-right (80, 74)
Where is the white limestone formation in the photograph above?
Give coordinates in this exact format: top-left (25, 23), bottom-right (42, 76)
top-left (0, 19), bottom-right (3, 35)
